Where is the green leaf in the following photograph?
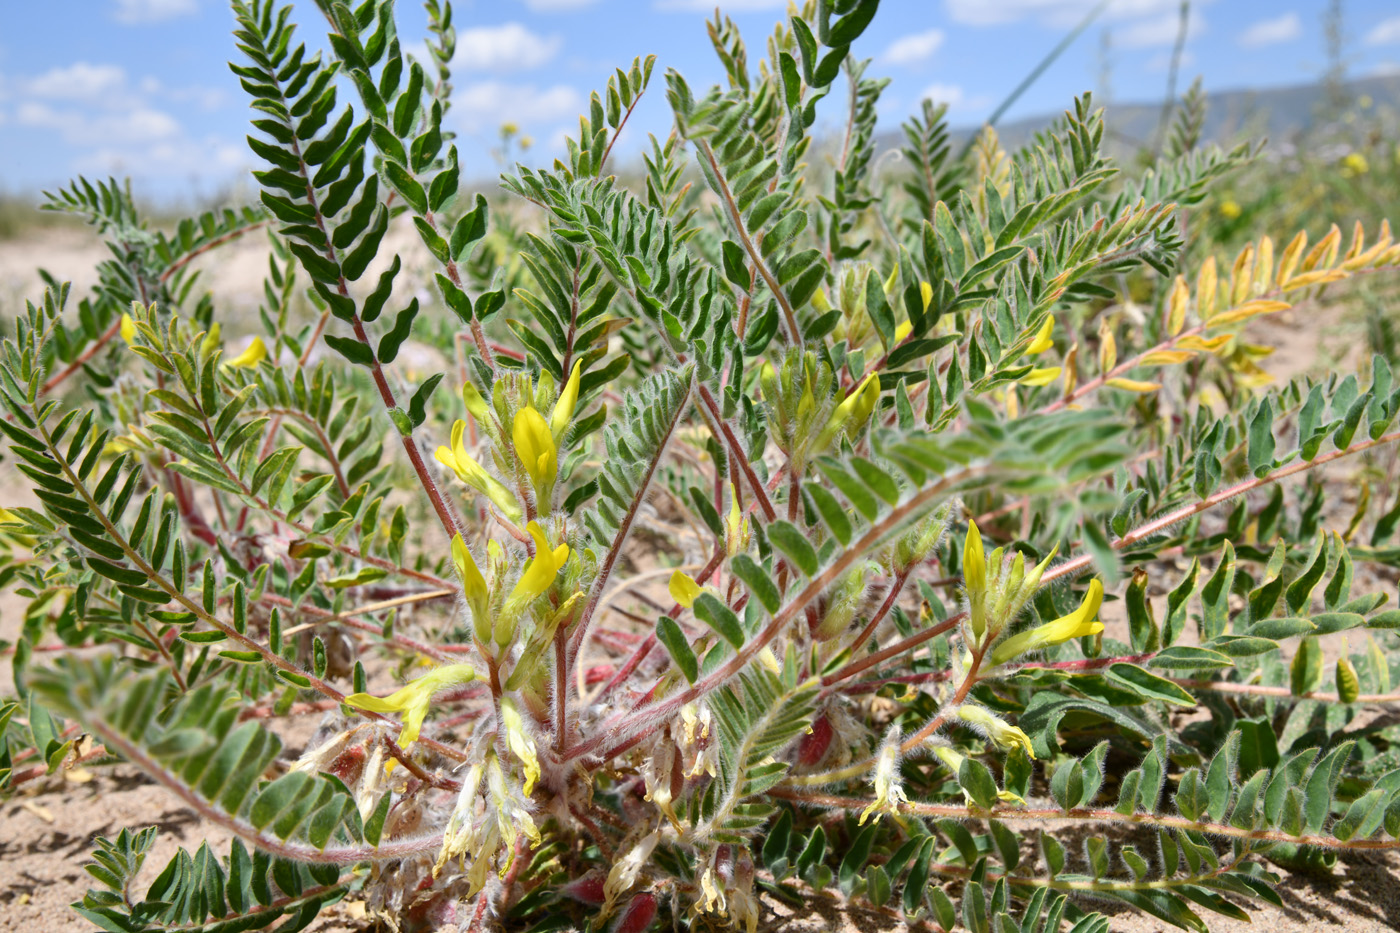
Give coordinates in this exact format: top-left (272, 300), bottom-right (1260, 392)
top-left (655, 616), bottom-right (697, 683)
top-left (958, 757), bottom-right (999, 809)
top-left (692, 593), bottom-right (745, 649)
top-left (1246, 397), bottom-right (1276, 477)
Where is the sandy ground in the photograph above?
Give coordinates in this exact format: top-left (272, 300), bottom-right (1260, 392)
top-left (3, 226), bottom-right (1400, 932)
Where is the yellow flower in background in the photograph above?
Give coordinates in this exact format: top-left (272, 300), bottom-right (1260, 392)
top-left (225, 336), bottom-right (268, 368)
top-left (1341, 152), bottom-right (1369, 177)
top-left (989, 579), bottom-right (1104, 667)
top-left (669, 569), bottom-right (702, 608)
top-left (200, 322), bottom-right (222, 356)
top-left (119, 313), bottom-right (138, 346)
top-left (1219, 199), bottom-right (1242, 219)
top-left (436, 421), bottom-right (523, 522)
top-left (344, 662), bottom-right (477, 749)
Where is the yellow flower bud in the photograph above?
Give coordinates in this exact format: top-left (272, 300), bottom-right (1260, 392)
top-left (461, 380), bottom-right (492, 425)
top-left (451, 533), bottom-right (492, 642)
top-left (200, 321), bottom-right (222, 357)
top-left (550, 360), bottom-right (583, 442)
top-left (814, 373), bottom-right (879, 452)
top-left (120, 313), bottom-right (138, 346)
top-left (963, 521), bottom-right (987, 640)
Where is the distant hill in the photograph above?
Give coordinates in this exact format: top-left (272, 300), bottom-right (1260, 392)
top-left (876, 73), bottom-right (1400, 157)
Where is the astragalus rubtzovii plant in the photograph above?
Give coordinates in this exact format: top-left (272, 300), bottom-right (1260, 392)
top-left (5, 2), bottom-right (1400, 932)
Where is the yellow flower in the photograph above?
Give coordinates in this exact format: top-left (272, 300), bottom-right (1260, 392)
top-left (669, 569), bottom-right (702, 608)
top-left (343, 662), bottom-right (477, 749)
top-left (513, 405), bottom-right (557, 494)
top-left (119, 313), bottom-right (138, 346)
top-left (894, 320), bottom-right (912, 343)
top-left (989, 579), bottom-right (1104, 667)
top-left (550, 360), bottom-right (582, 442)
top-left (1026, 316), bottom-right (1054, 355)
top-left (1219, 199), bottom-right (1242, 219)
top-left (507, 521), bottom-right (570, 606)
top-left (920, 280), bottom-right (933, 311)
top-left (435, 421), bottom-right (523, 521)
top-left (225, 336), bottom-right (268, 368)
top-left (858, 726), bottom-right (908, 825)
top-left (958, 704), bottom-right (1036, 759)
top-left (1020, 366), bottom-right (1061, 387)
top-left (495, 521), bottom-right (570, 647)
top-left (500, 697), bottom-right (540, 795)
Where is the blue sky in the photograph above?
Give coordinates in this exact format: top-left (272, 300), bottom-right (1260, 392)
top-left (2, 0), bottom-right (1400, 203)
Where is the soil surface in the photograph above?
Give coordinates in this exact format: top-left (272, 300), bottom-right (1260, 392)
top-left (3, 226), bottom-right (1400, 932)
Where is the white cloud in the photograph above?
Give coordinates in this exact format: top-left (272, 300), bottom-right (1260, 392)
top-left (139, 75), bottom-right (228, 111)
top-left (919, 83), bottom-right (965, 108)
top-left (655, 0), bottom-right (785, 11)
top-left (523, 0), bottom-right (597, 8)
top-left (17, 101), bottom-right (181, 145)
top-left (1118, 9), bottom-right (1202, 49)
top-left (881, 29), bottom-right (944, 67)
top-left (1145, 48), bottom-right (1195, 72)
top-left (112, 0), bottom-right (197, 24)
top-left (26, 63), bottom-right (128, 102)
top-left (1367, 16), bottom-right (1400, 45)
top-left (74, 136), bottom-right (247, 180)
top-left (454, 23), bottom-right (562, 72)
top-left (453, 81), bottom-right (581, 132)
top-left (944, 0), bottom-right (1181, 28)
top-left (1240, 12), bottom-right (1301, 48)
